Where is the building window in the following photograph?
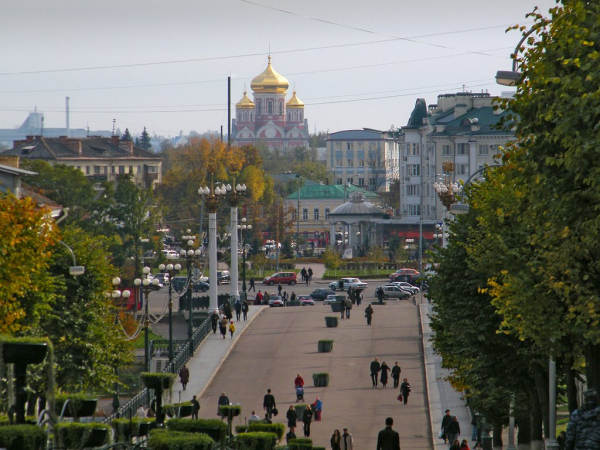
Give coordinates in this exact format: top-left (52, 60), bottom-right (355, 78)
top-left (94, 166), bottom-right (101, 175)
top-left (358, 178), bottom-right (365, 186)
top-left (456, 164), bottom-right (468, 175)
top-left (407, 185), bottom-right (420, 196)
top-left (291, 209), bottom-right (297, 220)
top-left (257, 101), bottom-right (262, 114)
top-left (111, 166), bottom-right (115, 174)
top-left (457, 143), bottom-right (468, 155)
top-left (478, 144), bottom-right (489, 156)
top-left (335, 143), bottom-right (342, 151)
top-left (442, 145), bottom-right (453, 156)
top-left (129, 166), bottom-right (134, 173)
top-left (347, 142), bottom-right (353, 151)
top-left (86, 166), bottom-right (90, 175)
top-left (279, 101), bottom-right (283, 114)
top-left (406, 143), bottom-right (420, 156)
top-left (369, 177), bottom-right (375, 187)
top-left (313, 208), bottom-right (319, 220)
top-left (119, 166), bottom-right (125, 174)
top-left (347, 178), bottom-right (353, 185)
top-left (325, 208), bottom-right (330, 219)
top-left (358, 159), bottom-right (365, 167)
top-left (406, 204), bottom-right (421, 215)
top-left (336, 159), bottom-right (343, 167)
top-left (138, 165), bottom-right (141, 173)
top-left (268, 102), bottom-right (273, 114)
top-left (302, 208), bottom-right (309, 220)
top-left (407, 164), bottom-right (421, 176)
top-left (347, 159), bottom-right (354, 167)
top-left (336, 178), bottom-right (343, 185)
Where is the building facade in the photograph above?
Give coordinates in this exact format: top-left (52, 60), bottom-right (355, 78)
top-left (1, 135), bottom-right (162, 189)
top-left (232, 56), bottom-right (310, 150)
top-left (325, 129), bottom-right (400, 193)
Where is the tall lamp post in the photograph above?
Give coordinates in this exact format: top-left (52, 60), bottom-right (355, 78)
top-left (225, 183), bottom-right (247, 301)
top-left (158, 255), bottom-right (181, 367)
top-left (238, 218), bottom-right (252, 294)
top-left (111, 277), bottom-right (130, 414)
top-left (199, 182), bottom-right (227, 313)
top-left (134, 267), bottom-right (159, 372)
top-left (180, 231), bottom-right (202, 339)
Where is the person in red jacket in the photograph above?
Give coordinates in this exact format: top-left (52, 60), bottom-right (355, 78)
top-left (294, 373), bottom-right (304, 387)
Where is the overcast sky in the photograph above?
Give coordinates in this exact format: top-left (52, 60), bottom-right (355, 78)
top-left (1, 0), bottom-right (556, 138)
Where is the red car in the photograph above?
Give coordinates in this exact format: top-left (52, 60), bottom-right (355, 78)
top-left (263, 272), bottom-right (297, 286)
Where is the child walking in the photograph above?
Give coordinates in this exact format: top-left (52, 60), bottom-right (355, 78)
top-left (228, 320), bottom-right (236, 339)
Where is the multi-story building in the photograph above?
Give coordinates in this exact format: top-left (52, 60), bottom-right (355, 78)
top-left (1, 135), bottom-right (162, 189)
top-left (232, 56), bottom-right (310, 150)
top-left (325, 129), bottom-right (400, 192)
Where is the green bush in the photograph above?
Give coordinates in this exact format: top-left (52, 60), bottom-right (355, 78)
top-left (248, 422), bottom-right (285, 441)
top-left (312, 373), bottom-right (330, 387)
top-left (236, 431), bottom-right (278, 450)
top-left (313, 447), bottom-right (326, 450)
top-left (163, 402), bottom-right (194, 418)
top-left (0, 425), bottom-right (46, 450)
top-left (54, 423), bottom-right (110, 449)
top-left (219, 404), bottom-right (242, 418)
top-left (54, 394), bottom-right (97, 417)
top-left (140, 372), bottom-right (176, 390)
top-left (111, 418), bottom-right (155, 442)
top-left (166, 418), bottom-right (227, 442)
top-left (147, 429), bottom-right (214, 450)
top-left (289, 437), bottom-right (313, 449)
top-left (235, 425), bottom-right (249, 434)
top-left (0, 415), bottom-right (37, 426)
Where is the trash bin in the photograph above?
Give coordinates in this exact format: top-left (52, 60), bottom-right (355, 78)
top-left (482, 436), bottom-right (492, 450)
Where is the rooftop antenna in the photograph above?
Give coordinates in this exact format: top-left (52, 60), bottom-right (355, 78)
top-left (41, 116), bottom-right (44, 136)
top-left (112, 119), bottom-right (116, 136)
top-left (65, 96), bottom-right (70, 137)
top-left (86, 123), bottom-right (90, 137)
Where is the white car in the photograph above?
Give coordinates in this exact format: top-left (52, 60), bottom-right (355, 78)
top-left (324, 294), bottom-right (338, 305)
top-left (387, 281), bottom-right (420, 295)
top-left (329, 277), bottom-right (368, 291)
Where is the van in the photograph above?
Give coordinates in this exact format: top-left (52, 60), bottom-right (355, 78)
top-left (263, 272), bottom-right (297, 286)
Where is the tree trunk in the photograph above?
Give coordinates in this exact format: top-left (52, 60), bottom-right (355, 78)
top-left (492, 422), bottom-right (503, 450)
top-left (516, 410), bottom-right (531, 450)
top-left (529, 383), bottom-right (544, 450)
top-left (26, 393), bottom-right (38, 417)
top-left (585, 343), bottom-right (600, 392)
top-left (532, 364), bottom-right (549, 439)
top-left (565, 364), bottom-right (579, 415)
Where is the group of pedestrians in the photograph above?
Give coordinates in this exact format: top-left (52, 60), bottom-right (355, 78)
top-left (440, 409), bottom-right (475, 450)
top-left (370, 358), bottom-right (409, 398)
top-left (210, 309), bottom-right (237, 339)
top-left (300, 267), bottom-right (313, 285)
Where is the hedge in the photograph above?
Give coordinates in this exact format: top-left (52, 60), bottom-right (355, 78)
top-left (289, 437), bottom-right (313, 449)
top-left (54, 423), bottom-right (110, 449)
top-left (219, 404), bottom-right (242, 418)
top-left (0, 415), bottom-right (37, 426)
top-left (236, 431), bottom-right (278, 450)
top-left (0, 425), bottom-right (46, 450)
top-left (147, 429), bottom-right (214, 450)
top-left (140, 372), bottom-right (176, 390)
top-left (163, 402), bottom-right (194, 418)
top-left (235, 425), bottom-right (249, 434)
top-left (54, 394), bottom-right (97, 417)
top-left (248, 422), bottom-right (285, 441)
top-left (111, 418), bottom-right (155, 441)
top-left (166, 418), bottom-right (227, 442)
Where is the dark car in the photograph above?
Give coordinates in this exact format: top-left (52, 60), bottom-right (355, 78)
top-left (171, 276), bottom-right (188, 293)
top-left (192, 281), bottom-right (210, 292)
top-left (309, 288), bottom-right (336, 301)
top-left (217, 271), bottom-right (230, 285)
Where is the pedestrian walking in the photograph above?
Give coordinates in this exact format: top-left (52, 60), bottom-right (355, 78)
top-left (286, 405), bottom-right (297, 428)
top-left (391, 362), bottom-right (401, 389)
top-left (340, 299), bottom-right (346, 319)
top-left (263, 389), bottom-right (276, 420)
top-left (306, 273), bottom-right (310, 285)
top-left (376, 286), bottom-right (384, 305)
top-left (290, 291), bottom-right (296, 303)
top-left (219, 315), bottom-right (228, 339)
top-left (365, 304), bottom-right (374, 326)
top-left (294, 373), bottom-right (305, 388)
top-left (371, 357), bottom-right (381, 387)
top-left (302, 404), bottom-right (313, 437)
top-left (234, 299), bottom-right (241, 321)
top-left (256, 290), bottom-right (263, 305)
top-left (312, 397), bottom-right (322, 421)
top-left (222, 302), bottom-right (233, 320)
top-left (286, 426), bottom-right (297, 444)
top-left (249, 276), bottom-right (255, 292)
top-left (217, 392), bottom-right (230, 415)
top-left (376, 417), bottom-right (401, 450)
top-left (399, 378), bottom-right (411, 405)
top-left (283, 291), bottom-right (288, 306)
top-left (340, 428), bottom-right (354, 450)
top-left (301, 267), bottom-right (307, 282)
top-left (191, 395), bottom-right (200, 420)
top-left (211, 310), bottom-right (219, 334)
top-left (470, 413), bottom-right (478, 441)
top-left (441, 409), bottom-right (452, 443)
top-left (331, 429), bottom-right (342, 450)
top-left (445, 416), bottom-right (461, 448)
top-left (308, 267), bottom-right (313, 282)
top-left (179, 364), bottom-right (190, 390)
top-left (264, 291), bottom-right (270, 305)
top-left (450, 439), bottom-right (461, 450)
top-left (380, 362), bottom-right (390, 388)
top-left (228, 320), bottom-right (236, 339)
top-left (344, 297), bottom-right (352, 319)
top-left (242, 300), bottom-right (249, 321)
top-left (278, 284), bottom-right (282, 295)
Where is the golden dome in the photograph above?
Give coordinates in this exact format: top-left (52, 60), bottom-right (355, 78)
top-left (251, 56), bottom-right (289, 94)
top-left (236, 91), bottom-right (255, 109)
top-left (286, 91), bottom-right (304, 109)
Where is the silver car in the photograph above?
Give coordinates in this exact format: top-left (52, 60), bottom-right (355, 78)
top-left (381, 286), bottom-right (411, 300)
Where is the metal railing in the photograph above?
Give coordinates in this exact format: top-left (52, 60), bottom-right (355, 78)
top-left (104, 313), bottom-right (213, 424)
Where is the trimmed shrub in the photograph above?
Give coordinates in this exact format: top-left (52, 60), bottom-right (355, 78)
top-left (248, 422), bottom-right (285, 441)
top-left (0, 416), bottom-right (36, 426)
top-left (289, 437), bottom-right (313, 449)
top-left (312, 373), bottom-right (330, 387)
top-left (54, 394), bottom-right (97, 418)
top-left (166, 418), bottom-right (227, 442)
top-left (147, 429), bottom-right (214, 450)
top-left (54, 423), bottom-right (110, 449)
top-left (236, 431), bottom-right (278, 450)
top-left (317, 340), bottom-right (333, 353)
top-left (140, 372), bottom-right (176, 391)
top-left (163, 402), bottom-right (194, 418)
top-left (219, 404), bottom-right (242, 418)
top-left (324, 317), bottom-right (338, 328)
top-left (294, 404), bottom-right (307, 421)
top-left (111, 418), bottom-right (155, 442)
top-left (313, 447), bottom-right (326, 450)
top-left (0, 425), bottom-right (46, 450)
top-left (235, 425), bottom-right (249, 434)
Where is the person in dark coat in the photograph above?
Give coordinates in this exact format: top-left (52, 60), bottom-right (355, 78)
top-left (217, 392), bottom-right (229, 415)
top-left (340, 300), bottom-right (346, 319)
top-left (241, 301), bottom-right (249, 321)
top-left (331, 429), bottom-right (342, 450)
top-left (286, 405), bottom-right (297, 428)
top-left (441, 409), bottom-right (453, 443)
top-left (178, 364), bottom-right (190, 390)
top-left (376, 417), bottom-right (400, 450)
top-left (263, 389), bottom-right (276, 419)
top-left (302, 404), bottom-right (313, 437)
top-left (234, 300), bottom-right (241, 321)
top-left (391, 362), bottom-right (401, 389)
top-left (380, 362), bottom-right (390, 388)
top-left (565, 389), bottom-right (600, 450)
top-left (219, 315), bottom-right (228, 339)
top-left (365, 304), bottom-right (374, 326)
top-left (249, 276), bottom-right (255, 292)
top-left (191, 395), bottom-right (200, 420)
top-left (445, 416), bottom-right (461, 447)
top-left (222, 302), bottom-right (233, 320)
top-left (211, 311), bottom-right (219, 334)
top-left (286, 426), bottom-right (297, 444)
top-left (308, 267), bottom-right (313, 282)
top-left (370, 357), bottom-right (381, 387)
top-left (399, 378), bottom-right (411, 404)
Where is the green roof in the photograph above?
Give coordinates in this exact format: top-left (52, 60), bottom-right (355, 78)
top-left (285, 184), bottom-right (378, 200)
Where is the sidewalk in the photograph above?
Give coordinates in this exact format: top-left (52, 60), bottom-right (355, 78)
top-left (420, 299), bottom-right (472, 450)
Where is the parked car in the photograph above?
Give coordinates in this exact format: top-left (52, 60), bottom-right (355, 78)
top-left (161, 249), bottom-right (179, 259)
top-left (268, 295), bottom-right (284, 307)
top-left (389, 269), bottom-right (420, 282)
top-left (387, 281), bottom-right (420, 295)
top-left (263, 272), bottom-right (297, 286)
top-left (381, 285), bottom-right (411, 300)
top-left (153, 273), bottom-right (170, 286)
top-left (298, 295), bottom-right (315, 306)
top-left (217, 271), bottom-right (230, 285)
top-left (324, 294), bottom-right (338, 305)
top-left (192, 281), bottom-right (210, 292)
top-left (309, 288), bottom-right (336, 301)
top-left (328, 277), bottom-right (368, 291)
top-left (171, 276), bottom-right (188, 293)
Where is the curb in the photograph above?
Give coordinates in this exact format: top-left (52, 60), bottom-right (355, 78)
top-left (419, 302), bottom-right (437, 450)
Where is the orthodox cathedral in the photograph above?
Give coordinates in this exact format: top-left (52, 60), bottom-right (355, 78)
top-left (232, 56), bottom-right (310, 149)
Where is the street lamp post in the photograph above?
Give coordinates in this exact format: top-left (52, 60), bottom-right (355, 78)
top-left (180, 231), bottom-right (202, 340)
top-left (238, 218), bottom-right (252, 294)
top-left (134, 267), bottom-right (159, 372)
top-left (111, 277), bottom-right (130, 414)
top-left (158, 255), bottom-right (181, 366)
top-left (199, 182), bottom-right (227, 313)
top-left (225, 183), bottom-right (247, 301)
